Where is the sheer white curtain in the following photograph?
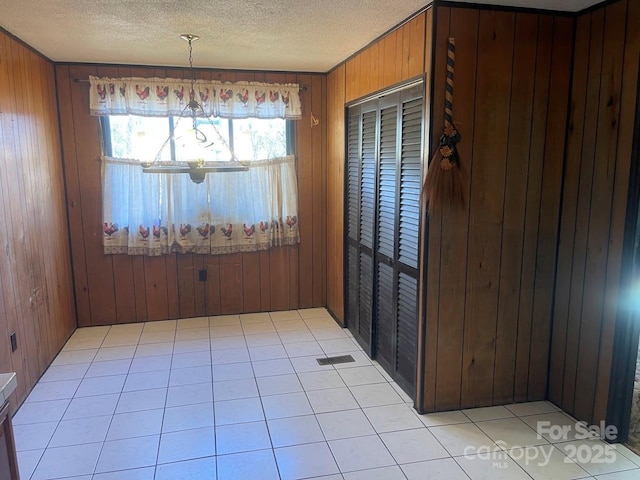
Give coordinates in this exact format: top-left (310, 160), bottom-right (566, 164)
top-left (102, 155), bottom-right (299, 255)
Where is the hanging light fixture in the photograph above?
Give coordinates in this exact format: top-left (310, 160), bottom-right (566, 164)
top-left (141, 34), bottom-right (249, 184)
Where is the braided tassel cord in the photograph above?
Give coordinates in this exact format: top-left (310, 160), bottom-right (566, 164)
top-left (424, 37), bottom-right (466, 211)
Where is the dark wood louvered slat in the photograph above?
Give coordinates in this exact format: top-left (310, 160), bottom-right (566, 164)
top-left (377, 106), bottom-right (398, 259)
top-left (360, 112), bottom-right (377, 249)
top-left (376, 263), bottom-right (395, 369)
top-left (397, 273), bottom-right (418, 388)
top-left (347, 114), bottom-right (360, 242)
top-left (358, 252), bottom-right (374, 351)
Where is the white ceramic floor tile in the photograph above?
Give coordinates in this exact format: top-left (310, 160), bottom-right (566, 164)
top-left (613, 444), bottom-right (640, 466)
top-left (417, 409), bottom-right (472, 427)
top-left (268, 415), bottom-right (326, 448)
top-left (401, 457), bottom-right (470, 480)
top-left (63, 336), bottom-right (104, 351)
top-left (158, 426), bottom-right (216, 464)
top-left (14, 421), bottom-right (58, 451)
top-left (556, 440), bottom-right (639, 476)
top-left (337, 365), bottom-right (387, 387)
top-left (271, 310), bottom-right (303, 321)
top-left (176, 317), bottom-right (210, 329)
top-left (290, 355), bottom-right (332, 373)
top-left (143, 320), bottom-right (177, 332)
top-left (211, 347), bottom-right (251, 365)
top-left (244, 333), bottom-right (282, 347)
top-left (297, 308), bottom-right (330, 319)
top-left (26, 379), bottom-right (81, 402)
top-left (332, 350), bottom-right (373, 370)
top-left (75, 374), bottom-right (125, 397)
top-left (40, 363), bottom-right (90, 382)
top-left (329, 434), bottom-right (396, 473)
top-left (381, 427), bottom-right (449, 464)
top-left (211, 335), bottom-right (247, 350)
top-left (49, 415), bottom-right (111, 447)
top-left (129, 354), bottom-right (172, 373)
top-left (316, 409), bottom-right (375, 441)
top-left (240, 313), bottom-right (272, 324)
top-left (463, 405), bottom-right (515, 422)
top-left (249, 344), bottom-right (289, 361)
top-left (595, 470), bottom-right (640, 479)
top-left (506, 401), bottom-right (561, 417)
top-left (283, 341), bottom-right (325, 358)
top-left (85, 358), bottom-right (131, 378)
top-left (101, 333), bottom-right (141, 348)
top-left (169, 365), bottom-right (212, 387)
top-left (275, 442), bottom-right (340, 480)
top-left (307, 387), bottom-right (360, 414)
top-left (257, 374), bottom-right (303, 396)
top-left (210, 325), bottom-right (246, 338)
top-left (52, 348), bottom-right (98, 366)
top-left (94, 345), bottom-right (137, 361)
top-left (171, 351), bottom-right (212, 370)
top-left (215, 397), bottom-right (265, 425)
top-left (242, 322), bottom-right (276, 335)
top-left (252, 358), bottom-right (295, 377)
top-left (93, 467), bottom-right (155, 480)
top-left (116, 388), bottom-right (167, 414)
top-left (213, 378), bottom-right (259, 401)
top-left (139, 330), bottom-right (175, 344)
top-left (262, 392), bottom-right (313, 420)
top-left (13, 399), bottom-right (70, 425)
top-left (429, 423), bottom-right (498, 456)
top-left (155, 456), bottom-right (217, 480)
top-left (134, 341), bottom-right (174, 357)
top-left (17, 449), bottom-right (44, 480)
top-left (166, 382), bottom-right (213, 407)
top-left (213, 362), bottom-right (255, 381)
top-left (477, 417), bottom-right (549, 449)
top-left (278, 330), bottom-right (317, 344)
top-left (312, 327), bottom-right (350, 341)
top-left (456, 451), bottom-right (532, 479)
top-left (31, 443), bottom-right (102, 479)
top-left (210, 314), bottom-right (241, 326)
top-left (521, 411), bottom-right (584, 443)
top-left (72, 325), bottom-right (111, 338)
top-left (343, 465), bottom-right (406, 480)
top-left (123, 370), bottom-right (170, 392)
top-left (173, 338), bottom-right (211, 354)
top-left (162, 402), bottom-right (215, 433)
top-left (217, 449), bottom-right (280, 480)
top-left (60, 393), bottom-right (118, 421)
top-left (319, 338), bottom-right (360, 355)
top-left (107, 408), bottom-right (164, 440)
top-left (215, 421), bottom-right (271, 455)
top-left (350, 382), bottom-right (404, 408)
top-left (273, 320), bottom-right (308, 332)
top-left (363, 403), bottom-right (424, 433)
top-left (508, 445), bottom-right (590, 480)
top-left (298, 370), bottom-right (346, 391)
top-left (96, 435), bottom-right (160, 473)
top-left (306, 318), bottom-right (340, 329)
top-left (175, 327), bottom-right (210, 341)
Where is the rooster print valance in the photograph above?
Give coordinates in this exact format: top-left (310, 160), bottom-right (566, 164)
top-left (89, 76), bottom-right (302, 119)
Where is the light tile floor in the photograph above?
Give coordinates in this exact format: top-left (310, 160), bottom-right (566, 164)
top-left (13, 308), bottom-right (640, 480)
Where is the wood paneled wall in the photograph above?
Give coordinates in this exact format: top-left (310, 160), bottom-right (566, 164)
top-left (423, 6), bottom-right (573, 411)
top-left (326, 9), bottom-right (432, 323)
top-left (549, 0), bottom-right (640, 425)
top-left (0, 30), bottom-right (76, 407)
top-left (55, 64), bottom-right (326, 326)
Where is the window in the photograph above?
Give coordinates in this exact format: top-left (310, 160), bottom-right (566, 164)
top-left (102, 115), bottom-right (291, 163)
top-left (100, 115), bottom-right (299, 257)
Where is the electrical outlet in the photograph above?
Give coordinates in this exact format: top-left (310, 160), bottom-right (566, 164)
top-left (198, 269), bottom-right (207, 282)
top-left (10, 332), bottom-right (17, 352)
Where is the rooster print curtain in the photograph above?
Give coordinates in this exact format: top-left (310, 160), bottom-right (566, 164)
top-left (102, 156), bottom-right (300, 255)
top-left (89, 76), bottom-right (302, 119)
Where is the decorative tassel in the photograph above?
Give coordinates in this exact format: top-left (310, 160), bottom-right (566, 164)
top-left (424, 37), bottom-right (466, 211)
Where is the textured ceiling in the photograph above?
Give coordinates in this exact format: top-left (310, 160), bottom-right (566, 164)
top-left (0, 0), bottom-right (601, 72)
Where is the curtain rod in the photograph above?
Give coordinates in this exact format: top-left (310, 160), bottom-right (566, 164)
top-left (73, 78), bottom-right (308, 91)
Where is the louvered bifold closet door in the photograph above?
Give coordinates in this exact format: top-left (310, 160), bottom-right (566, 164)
top-left (344, 83), bottom-right (423, 395)
top-left (345, 105), bottom-right (377, 354)
top-left (394, 90), bottom-right (423, 393)
top-left (374, 99), bottom-right (399, 372)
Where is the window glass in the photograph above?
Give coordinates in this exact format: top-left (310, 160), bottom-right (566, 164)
top-left (107, 116), bottom-right (287, 162)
